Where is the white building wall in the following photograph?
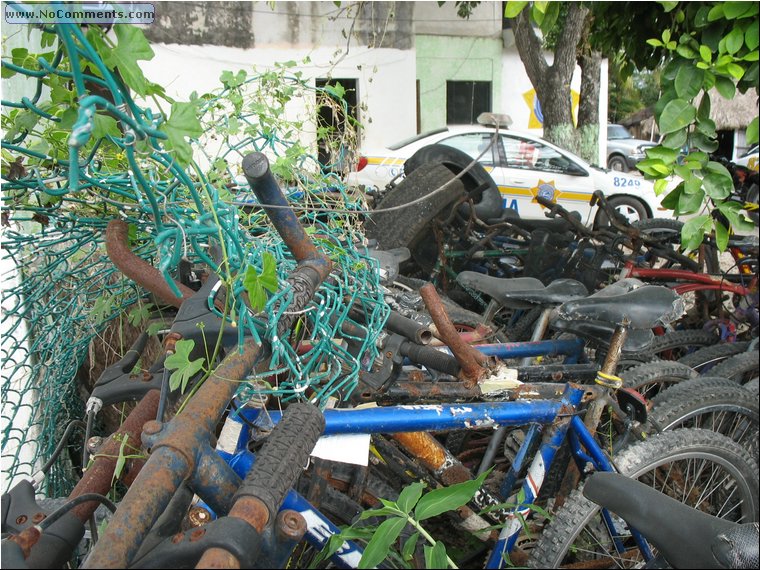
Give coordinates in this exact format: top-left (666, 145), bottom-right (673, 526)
top-left (140, 48), bottom-right (416, 151)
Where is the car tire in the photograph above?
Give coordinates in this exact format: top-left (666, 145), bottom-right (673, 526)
top-left (364, 163), bottom-right (464, 257)
top-left (404, 144), bottom-right (503, 221)
top-left (595, 195), bottom-right (649, 226)
top-left (608, 155), bottom-right (628, 172)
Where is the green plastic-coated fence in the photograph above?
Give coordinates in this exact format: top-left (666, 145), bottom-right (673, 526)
top-left (1, 22), bottom-right (387, 497)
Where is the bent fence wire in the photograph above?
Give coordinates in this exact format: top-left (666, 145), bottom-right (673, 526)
top-left (1, 23), bottom-right (388, 496)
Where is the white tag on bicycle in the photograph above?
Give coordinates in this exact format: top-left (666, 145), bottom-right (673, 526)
top-left (479, 367), bottom-right (522, 394)
top-left (311, 433), bottom-right (371, 466)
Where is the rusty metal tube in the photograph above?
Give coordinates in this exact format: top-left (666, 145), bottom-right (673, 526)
top-left (70, 390), bottom-right (160, 521)
top-left (106, 219), bottom-right (196, 308)
top-left (83, 340), bottom-right (262, 568)
top-left (419, 283), bottom-right (488, 388)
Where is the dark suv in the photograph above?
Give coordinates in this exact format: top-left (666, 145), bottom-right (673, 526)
top-left (606, 124), bottom-right (657, 172)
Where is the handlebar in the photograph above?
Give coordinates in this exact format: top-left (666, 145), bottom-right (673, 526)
top-left (535, 194), bottom-right (594, 237)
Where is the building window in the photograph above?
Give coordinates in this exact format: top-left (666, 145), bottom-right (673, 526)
top-left (446, 81), bottom-right (492, 125)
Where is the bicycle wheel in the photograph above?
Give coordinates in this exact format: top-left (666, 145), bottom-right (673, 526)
top-left (649, 376), bottom-right (759, 464)
top-left (677, 341), bottom-right (750, 374)
top-left (620, 360), bottom-right (697, 399)
top-left (709, 351), bottom-right (759, 386)
top-left (528, 429), bottom-right (759, 569)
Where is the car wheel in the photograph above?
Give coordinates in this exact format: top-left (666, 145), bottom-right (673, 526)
top-left (595, 195), bottom-right (649, 226)
top-left (608, 155), bottom-right (628, 172)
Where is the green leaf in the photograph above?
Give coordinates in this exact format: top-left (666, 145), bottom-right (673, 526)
top-left (504, 1), bottom-right (529, 18)
top-left (682, 215), bottom-right (711, 251)
top-left (707, 4), bottom-right (724, 21)
top-left (356, 506), bottom-right (404, 521)
top-left (723, 1), bottom-right (753, 19)
top-left (714, 219), bottom-right (729, 251)
top-left (101, 25), bottom-right (155, 96)
top-left (703, 172), bottom-right (733, 200)
top-left (726, 63), bottom-right (745, 79)
top-left (692, 131), bottom-right (719, 153)
top-left (661, 185), bottom-right (683, 210)
top-left (414, 470), bottom-right (490, 521)
top-left (654, 179), bottom-right (669, 195)
top-left (161, 101), bottom-right (203, 167)
top-left (699, 45), bottom-right (713, 63)
top-left (676, 44), bottom-right (699, 59)
top-left (725, 28), bottom-right (745, 54)
top-left (647, 38), bottom-right (664, 48)
top-left (165, 339), bottom-right (205, 393)
top-left (243, 252), bottom-right (279, 312)
top-left (401, 532), bottom-right (420, 562)
top-left (396, 481), bottom-right (424, 514)
top-left (92, 114), bottom-right (121, 140)
top-left (674, 66), bottom-right (704, 99)
top-left (716, 202), bottom-right (757, 233)
top-left (112, 435), bottom-right (129, 485)
top-left (645, 146), bottom-right (680, 165)
top-left (424, 541), bottom-right (448, 569)
top-left (746, 116), bottom-right (758, 145)
top-left (746, 24), bottom-right (759, 51)
top-left (696, 117), bottom-right (717, 138)
top-left (359, 516), bottom-right (407, 569)
top-left (659, 99), bottom-right (696, 134)
top-left (678, 188), bottom-right (705, 214)
top-left (661, 129), bottom-right (688, 150)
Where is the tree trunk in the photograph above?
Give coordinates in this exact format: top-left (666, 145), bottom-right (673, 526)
top-left (578, 50), bottom-right (602, 164)
top-left (512, 3), bottom-right (589, 153)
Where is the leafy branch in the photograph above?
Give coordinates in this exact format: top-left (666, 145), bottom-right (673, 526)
top-left (319, 470), bottom-right (490, 569)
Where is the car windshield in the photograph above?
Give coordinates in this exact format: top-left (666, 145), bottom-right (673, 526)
top-left (607, 125), bottom-right (633, 139)
top-left (387, 128), bottom-right (449, 150)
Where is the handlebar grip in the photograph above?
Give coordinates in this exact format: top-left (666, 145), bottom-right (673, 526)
top-left (233, 403), bottom-right (325, 520)
top-left (535, 194), bottom-right (556, 210)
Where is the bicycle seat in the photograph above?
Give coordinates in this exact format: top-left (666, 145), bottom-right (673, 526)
top-left (584, 471), bottom-right (759, 569)
top-left (457, 272), bottom-right (588, 309)
top-left (553, 320), bottom-right (655, 353)
top-left (557, 282), bottom-right (684, 330)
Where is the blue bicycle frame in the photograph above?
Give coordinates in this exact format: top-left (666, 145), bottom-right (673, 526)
top-left (208, 381), bottom-right (653, 569)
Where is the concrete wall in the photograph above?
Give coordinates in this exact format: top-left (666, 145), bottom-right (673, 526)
top-left (416, 34), bottom-right (503, 132)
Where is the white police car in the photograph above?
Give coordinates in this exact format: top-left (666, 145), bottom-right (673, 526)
top-left (348, 116), bottom-right (668, 225)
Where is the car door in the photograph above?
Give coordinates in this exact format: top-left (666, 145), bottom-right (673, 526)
top-left (496, 134), bottom-right (596, 221)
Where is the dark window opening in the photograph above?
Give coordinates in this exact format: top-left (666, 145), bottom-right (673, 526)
top-left (316, 78), bottom-right (359, 173)
top-left (446, 81), bottom-right (492, 125)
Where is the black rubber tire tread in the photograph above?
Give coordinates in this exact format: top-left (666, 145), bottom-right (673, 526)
top-left (365, 163), bottom-right (464, 250)
top-left (646, 329), bottom-right (720, 360)
top-left (595, 195), bottom-right (648, 227)
top-left (677, 341), bottom-right (750, 373)
top-left (528, 429), bottom-right (760, 568)
top-left (620, 360), bottom-right (697, 399)
top-left (709, 351), bottom-right (760, 385)
top-left (648, 376), bottom-right (759, 462)
top-left (235, 403), bottom-right (325, 517)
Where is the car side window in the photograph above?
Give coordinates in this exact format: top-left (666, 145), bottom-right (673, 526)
top-left (501, 135), bottom-right (582, 175)
top-left (439, 134), bottom-right (496, 166)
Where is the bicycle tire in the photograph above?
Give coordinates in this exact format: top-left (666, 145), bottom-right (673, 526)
top-left (620, 360), bottom-right (697, 399)
top-left (677, 341), bottom-right (750, 373)
top-left (364, 163), bottom-right (463, 263)
top-left (528, 429), bottom-right (759, 569)
top-left (648, 376), bottom-right (759, 464)
top-left (647, 329), bottom-right (720, 360)
top-left (708, 351), bottom-right (760, 386)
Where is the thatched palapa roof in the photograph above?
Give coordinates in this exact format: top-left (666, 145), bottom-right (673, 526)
top-left (622, 87), bottom-right (759, 135)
